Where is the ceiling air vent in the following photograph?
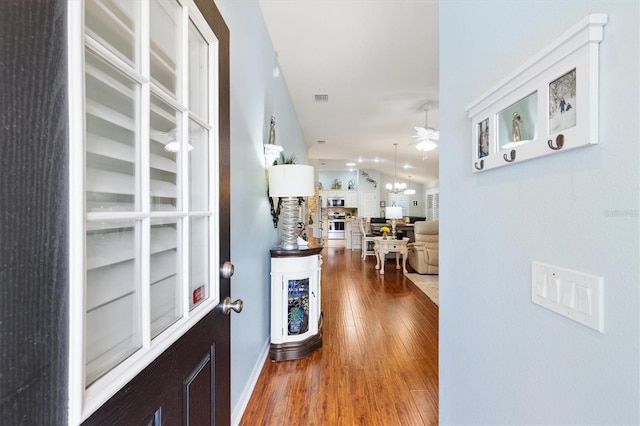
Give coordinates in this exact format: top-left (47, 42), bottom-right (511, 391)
top-left (314, 94), bottom-right (329, 102)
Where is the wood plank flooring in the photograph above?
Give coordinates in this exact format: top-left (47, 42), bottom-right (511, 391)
top-left (240, 247), bottom-right (439, 425)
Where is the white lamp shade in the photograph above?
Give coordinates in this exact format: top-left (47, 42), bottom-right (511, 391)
top-left (385, 206), bottom-right (403, 219)
top-left (268, 164), bottom-right (315, 197)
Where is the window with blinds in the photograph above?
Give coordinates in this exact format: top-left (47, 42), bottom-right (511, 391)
top-left (71, 0), bottom-right (220, 409)
top-left (426, 192), bottom-right (439, 221)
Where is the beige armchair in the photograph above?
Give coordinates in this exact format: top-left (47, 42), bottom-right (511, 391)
top-left (407, 220), bottom-right (439, 274)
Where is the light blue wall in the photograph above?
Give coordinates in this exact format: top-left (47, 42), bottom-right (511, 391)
top-left (358, 168), bottom-right (380, 193)
top-left (439, 1), bottom-right (639, 424)
top-left (213, 0), bottom-right (309, 421)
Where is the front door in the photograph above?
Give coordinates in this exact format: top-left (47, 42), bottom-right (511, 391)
top-left (76, 1), bottom-right (233, 424)
top-left (0, 1), bottom-right (231, 423)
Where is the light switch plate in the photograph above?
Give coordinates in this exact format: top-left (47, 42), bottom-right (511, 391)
top-left (532, 261), bottom-right (604, 333)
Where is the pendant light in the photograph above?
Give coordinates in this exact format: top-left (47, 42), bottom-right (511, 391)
top-left (386, 143), bottom-right (406, 194)
top-left (404, 175), bottom-right (416, 195)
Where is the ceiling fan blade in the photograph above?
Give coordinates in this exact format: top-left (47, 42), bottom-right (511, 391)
top-left (414, 126), bottom-right (440, 141)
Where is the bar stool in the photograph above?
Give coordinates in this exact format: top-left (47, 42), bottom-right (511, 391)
top-left (359, 217), bottom-right (376, 260)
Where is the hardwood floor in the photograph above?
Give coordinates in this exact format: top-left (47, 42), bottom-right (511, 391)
top-left (240, 247), bottom-right (439, 425)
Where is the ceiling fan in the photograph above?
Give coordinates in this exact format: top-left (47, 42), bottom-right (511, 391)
top-left (411, 103), bottom-right (439, 153)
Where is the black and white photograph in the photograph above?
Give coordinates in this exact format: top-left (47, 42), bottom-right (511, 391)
top-left (549, 68), bottom-right (577, 133)
top-left (477, 118), bottom-right (489, 158)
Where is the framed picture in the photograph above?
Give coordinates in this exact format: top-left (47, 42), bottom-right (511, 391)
top-left (549, 68), bottom-right (576, 133)
top-left (477, 118), bottom-right (490, 159)
top-left (379, 201), bottom-right (386, 208)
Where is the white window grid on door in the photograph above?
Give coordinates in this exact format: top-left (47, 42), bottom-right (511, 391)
top-left (68, 1), bottom-right (220, 423)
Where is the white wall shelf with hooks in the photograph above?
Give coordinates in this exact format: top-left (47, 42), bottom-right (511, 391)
top-left (466, 14), bottom-right (607, 172)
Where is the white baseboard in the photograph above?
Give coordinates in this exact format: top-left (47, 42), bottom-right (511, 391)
top-left (230, 338), bottom-right (270, 426)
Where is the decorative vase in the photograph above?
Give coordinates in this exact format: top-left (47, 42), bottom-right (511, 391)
top-left (288, 307), bottom-right (305, 334)
top-left (382, 232), bottom-right (388, 240)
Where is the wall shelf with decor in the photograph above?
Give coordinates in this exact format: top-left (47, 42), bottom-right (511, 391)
top-left (466, 14), bottom-right (607, 173)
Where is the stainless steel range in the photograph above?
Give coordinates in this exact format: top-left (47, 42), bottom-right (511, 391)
top-left (327, 212), bottom-right (346, 240)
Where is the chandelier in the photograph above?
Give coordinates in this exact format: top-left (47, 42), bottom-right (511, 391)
top-left (386, 143), bottom-right (406, 194)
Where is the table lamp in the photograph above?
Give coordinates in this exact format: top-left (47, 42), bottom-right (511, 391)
top-left (268, 164), bottom-right (314, 249)
top-left (385, 206), bottom-right (403, 239)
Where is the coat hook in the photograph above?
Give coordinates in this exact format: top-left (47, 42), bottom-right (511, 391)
top-left (503, 149), bottom-right (516, 162)
top-left (548, 134), bottom-right (564, 150)
top-left (474, 159), bottom-right (484, 170)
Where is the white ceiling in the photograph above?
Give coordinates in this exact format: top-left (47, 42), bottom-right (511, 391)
top-left (258, 0), bottom-right (440, 185)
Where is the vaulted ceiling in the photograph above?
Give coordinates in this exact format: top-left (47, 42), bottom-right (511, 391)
top-left (258, 0), bottom-right (440, 185)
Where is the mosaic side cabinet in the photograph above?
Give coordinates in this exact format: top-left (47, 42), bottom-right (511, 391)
top-left (269, 245), bottom-right (323, 361)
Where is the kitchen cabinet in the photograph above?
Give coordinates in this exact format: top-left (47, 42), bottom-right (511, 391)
top-left (345, 191), bottom-right (358, 208)
top-left (319, 189), bottom-right (358, 208)
top-left (320, 190), bottom-right (345, 203)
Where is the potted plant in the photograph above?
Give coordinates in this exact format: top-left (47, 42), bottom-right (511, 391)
top-left (278, 152), bottom-right (296, 165)
top-left (380, 226), bottom-right (390, 239)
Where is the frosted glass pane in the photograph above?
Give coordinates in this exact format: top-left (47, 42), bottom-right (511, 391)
top-left (188, 20), bottom-right (208, 119)
top-left (86, 293), bottom-right (139, 385)
top-left (85, 49), bottom-right (138, 212)
top-left (85, 219), bottom-right (141, 385)
top-left (150, 220), bottom-right (182, 338)
top-left (85, 0), bottom-right (137, 67)
top-left (150, 0), bottom-right (180, 96)
top-left (189, 120), bottom-right (209, 211)
top-left (150, 93), bottom-right (179, 211)
top-left (190, 217), bottom-right (209, 310)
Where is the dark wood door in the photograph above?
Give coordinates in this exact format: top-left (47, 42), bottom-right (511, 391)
top-left (0, 1), bottom-right (71, 424)
top-left (83, 1), bottom-right (232, 424)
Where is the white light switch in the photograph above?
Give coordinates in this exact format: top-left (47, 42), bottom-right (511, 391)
top-left (535, 274), bottom-right (547, 298)
top-left (532, 262), bottom-right (604, 333)
top-left (548, 277), bottom-right (560, 303)
top-left (561, 281), bottom-right (575, 308)
top-left (576, 285), bottom-right (591, 315)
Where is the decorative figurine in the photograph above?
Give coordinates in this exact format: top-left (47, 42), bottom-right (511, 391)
top-left (269, 116), bottom-right (276, 145)
top-left (511, 112), bottom-right (522, 142)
